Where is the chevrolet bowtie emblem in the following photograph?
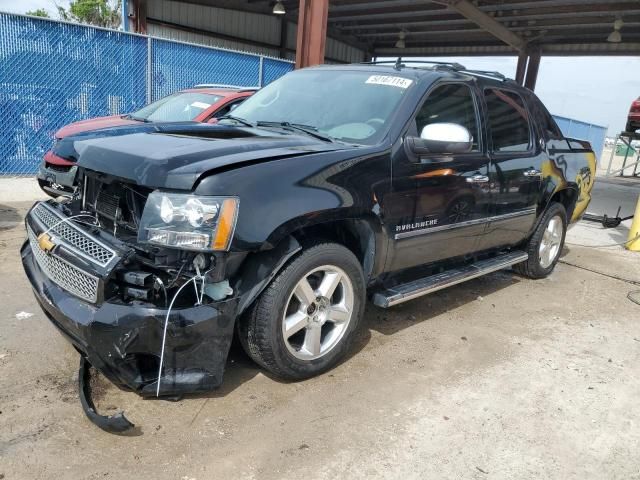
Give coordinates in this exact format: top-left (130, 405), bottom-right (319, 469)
top-left (37, 233), bottom-right (56, 254)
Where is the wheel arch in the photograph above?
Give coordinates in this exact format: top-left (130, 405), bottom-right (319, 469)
top-left (546, 186), bottom-right (579, 222)
top-left (233, 214), bottom-right (385, 316)
top-left (286, 216), bottom-right (383, 283)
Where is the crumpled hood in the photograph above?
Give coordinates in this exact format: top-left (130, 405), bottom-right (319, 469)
top-left (71, 123), bottom-right (351, 190)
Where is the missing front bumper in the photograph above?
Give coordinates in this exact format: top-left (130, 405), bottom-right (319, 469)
top-left (22, 239), bottom-right (240, 398)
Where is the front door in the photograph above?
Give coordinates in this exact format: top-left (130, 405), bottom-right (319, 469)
top-left (480, 87), bottom-right (542, 250)
top-left (384, 83), bottom-right (492, 272)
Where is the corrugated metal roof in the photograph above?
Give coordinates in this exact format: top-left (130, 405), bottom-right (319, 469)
top-left (145, 0), bottom-right (640, 60)
top-left (147, 0), bottom-right (282, 56)
top-left (146, 0), bottom-right (367, 62)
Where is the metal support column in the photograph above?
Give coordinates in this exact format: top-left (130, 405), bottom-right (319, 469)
top-left (515, 52), bottom-right (527, 85)
top-left (146, 37), bottom-right (152, 104)
top-left (130, 0), bottom-right (147, 34)
top-left (605, 134), bottom-right (618, 175)
top-left (524, 50), bottom-right (541, 91)
top-left (295, 0), bottom-right (329, 69)
top-left (121, 0), bottom-right (128, 32)
top-left (279, 17), bottom-right (288, 59)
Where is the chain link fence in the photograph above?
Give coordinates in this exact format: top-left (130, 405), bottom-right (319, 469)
top-left (0, 12), bottom-right (294, 176)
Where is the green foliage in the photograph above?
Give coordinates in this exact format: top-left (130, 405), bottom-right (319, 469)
top-left (57, 0), bottom-right (121, 29)
top-left (26, 8), bottom-right (51, 18)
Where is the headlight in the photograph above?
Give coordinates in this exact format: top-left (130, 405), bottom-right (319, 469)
top-left (138, 192), bottom-right (238, 251)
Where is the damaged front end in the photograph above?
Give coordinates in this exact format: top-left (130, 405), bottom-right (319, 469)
top-left (22, 169), bottom-right (244, 400)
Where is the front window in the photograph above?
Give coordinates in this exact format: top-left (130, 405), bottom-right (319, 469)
top-left (228, 69), bottom-right (414, 144)
top-left (415, 84), bottom-right (480, 151)
top-left (130, 92), bottom-right (222, 122)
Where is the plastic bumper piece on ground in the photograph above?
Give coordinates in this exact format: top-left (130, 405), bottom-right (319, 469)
top-left (79, 356), bottom-right (136, 434)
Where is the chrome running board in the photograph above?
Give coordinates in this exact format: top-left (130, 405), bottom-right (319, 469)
top-left (372, 251), bottom-right (528, 308)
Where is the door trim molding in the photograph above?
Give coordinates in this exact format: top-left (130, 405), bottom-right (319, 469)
top-left (394, 208), bottom-right (536, 240)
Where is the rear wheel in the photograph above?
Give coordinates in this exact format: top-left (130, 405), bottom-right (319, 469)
top-left (238, 242), bottom-right (365, 380)
top-left (514, 202), bottom-right (567, 279)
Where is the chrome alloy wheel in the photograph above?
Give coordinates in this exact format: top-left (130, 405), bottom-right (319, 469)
top-left (282, 265), bottom-right (354, 360)
top-left (539, 215), bottom-right (563, 268)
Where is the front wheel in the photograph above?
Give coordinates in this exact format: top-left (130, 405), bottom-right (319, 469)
top-left (514, 202), bottom-right (567, 279)
top-left (238, 242), bottom-right (365, 380)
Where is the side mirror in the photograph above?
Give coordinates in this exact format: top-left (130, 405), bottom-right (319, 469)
top-left (207, 117), bottom-right (219, 124)
top-left (407, 123), bottom-right (473, 155)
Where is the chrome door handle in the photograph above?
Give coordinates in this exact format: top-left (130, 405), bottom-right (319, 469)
top-left (523, 169), bottom-right (542, 177)
top-left (466, 174), bottom-right (489, 184)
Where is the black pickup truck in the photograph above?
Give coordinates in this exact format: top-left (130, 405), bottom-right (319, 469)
top-left (21, 61), bottom-right (595, 429)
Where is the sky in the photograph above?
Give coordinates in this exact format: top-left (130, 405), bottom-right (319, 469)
top-left (0, 0), bottom-right (69, 15)
top-left (1, 0), bottom-right (639, 135)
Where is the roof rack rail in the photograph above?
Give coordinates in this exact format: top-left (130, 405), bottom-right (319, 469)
top-left (360, 58), bottom-right (466, 71)
top-left (359, 58), bottom-right (512, 82)
top-left (461, 69), bottom-right (508, 81)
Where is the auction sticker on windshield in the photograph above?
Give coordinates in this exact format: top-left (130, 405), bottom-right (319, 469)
top-left (365, 75), bottom-right (413, 89)
top-left (191, 101), bottom-right (212, 110)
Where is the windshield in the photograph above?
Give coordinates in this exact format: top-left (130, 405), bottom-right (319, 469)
top-left (130, 92), bottom-right (222, 122)
top-left (228, 69), bottom-right (413, 144)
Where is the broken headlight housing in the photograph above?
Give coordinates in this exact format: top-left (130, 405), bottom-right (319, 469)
top-left (138, 192), bottom-right (239, 251)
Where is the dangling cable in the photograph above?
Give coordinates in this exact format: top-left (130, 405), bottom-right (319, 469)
top-left (40, 213), bottom-right (101, 237)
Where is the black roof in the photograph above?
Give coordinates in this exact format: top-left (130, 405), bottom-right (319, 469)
top-left (305, 59), bottom-right (518, 87)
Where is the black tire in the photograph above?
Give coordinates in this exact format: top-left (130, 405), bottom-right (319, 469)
top-left (514, 202), bottom-right (567, 279)
top-left (237, 242), bottom-right (366, 380)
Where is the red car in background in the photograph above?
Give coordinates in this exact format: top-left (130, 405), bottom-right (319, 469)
top-left (38, 86), bottom-right (256, 197)
top-left (627, 96), bottom-right (640, 133)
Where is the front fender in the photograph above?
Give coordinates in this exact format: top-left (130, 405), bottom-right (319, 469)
top-left (194, 147), bottom-right (389, 251)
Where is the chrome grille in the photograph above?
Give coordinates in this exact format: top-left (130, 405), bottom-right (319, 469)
top-left (27, 227), bottom-right (99, 303)
top-left (31, 203), bottom-right (115, 267)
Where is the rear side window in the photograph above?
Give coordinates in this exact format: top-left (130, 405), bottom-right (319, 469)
top-left (484, 88), bottom-right (531, 153)
top-left (529, 95), bottom-right (564, 141)
top-left (415, 84), bottom-right (480, 151)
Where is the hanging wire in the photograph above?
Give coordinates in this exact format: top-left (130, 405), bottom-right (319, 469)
top-left (156, 267), bottom-right (212, 397)
top-left (156, 274), bottom-right (200, 397)
top-left (39, 213), bottom-right (101, 237)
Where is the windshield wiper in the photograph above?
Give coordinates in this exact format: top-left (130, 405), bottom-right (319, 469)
top-left (256, 121), bottom-right (335, 143)
top-left (124, 114), bottom-right (152, 123)
top-left (217, 115), bottom-right (255, 128)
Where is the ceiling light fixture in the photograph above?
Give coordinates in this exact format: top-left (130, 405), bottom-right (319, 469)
top-left (395, 31), bottom-right (406, 49)
top-left (273, 1), bottom-right (286, 15)
top-left (607, 18), bottom-right (623, 43)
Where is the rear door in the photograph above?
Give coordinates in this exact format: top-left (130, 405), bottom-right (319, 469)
top-left (479, 87), bottom-right (544, 250)
top-left (384, 82), bottom-right (492, 272)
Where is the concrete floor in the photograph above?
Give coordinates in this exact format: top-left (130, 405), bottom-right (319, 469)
top-left (1, 181), bottom-right (640, 479)
top-left (589, 178), bottom-right (640, 218)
